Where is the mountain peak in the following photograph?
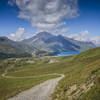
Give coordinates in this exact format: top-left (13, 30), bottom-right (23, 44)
top-left (37, 31), bottom-right (53, 37)
top-left (32, 31), bottom-right (54, 40)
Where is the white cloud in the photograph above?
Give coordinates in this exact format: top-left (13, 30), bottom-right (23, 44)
top-left (46, 27), bottom-right (69, 36)
top-left (67, 30), bottom-right (89, 41)
top-left (90, 36), bottom-right (100, 45)
top-left (9, 0), bottom-right (79, 31)
top-left (8, 28), bottom-right (24, 41)
top-left (80, 30), bottom-right (89, 41)
top-left (80, 30), bottom-right (89, 36)
top-left (67, 33), bottom-right (79, 39)
top-left (8, 28), bottom-right (34, 41)
top-left (61, 28), bottom-right (69, 34)
top-left (66, 30), bottom-right (100, 45)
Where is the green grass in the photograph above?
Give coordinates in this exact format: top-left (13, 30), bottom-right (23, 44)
top-left (0, 75), bottom-right (58, 100)
top-left (0, 47), bottom-right (100, 100)
top-left (80, 76), bottom-right (100, 100)
top-left (0, 58), bottom-right (61, 100)
top-left (52, 47), bottom-right (100, 100)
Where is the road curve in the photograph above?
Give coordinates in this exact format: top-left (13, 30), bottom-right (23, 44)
top-left (7, 74), bottom-right (64, 100)
top-left (2, 72), bottom-right (62, 79)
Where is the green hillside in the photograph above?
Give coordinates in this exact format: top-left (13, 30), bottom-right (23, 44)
top-left (52, 47), bottom-right (100, 100)
top-left (0, 37), bottom-right (32, 59)
top-left (75, 47), bottom-right (100, 59)
top-left (0, 47), bottom-right (100, 100)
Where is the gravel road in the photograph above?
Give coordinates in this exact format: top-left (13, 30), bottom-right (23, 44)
top-left (7, 74), bottom-right (64, 100)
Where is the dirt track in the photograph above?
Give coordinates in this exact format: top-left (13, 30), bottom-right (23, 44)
top-left (7, 74), bottom-right (64, 100)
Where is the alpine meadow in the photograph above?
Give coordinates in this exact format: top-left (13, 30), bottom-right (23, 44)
top-left (0, 0), bottom-right (100, 100)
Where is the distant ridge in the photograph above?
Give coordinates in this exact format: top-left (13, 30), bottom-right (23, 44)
top-left (0, 36), bottom-right (32, 59)
top-left (0, 32), bottom-right (96, 59)
top-left (22, 31), bottom-right (96, 53)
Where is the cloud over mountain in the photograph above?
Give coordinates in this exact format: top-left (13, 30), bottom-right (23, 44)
top-left (67, 30), bottom-right (90, 41)
top-left (90, 37), bottom-right (100, 45)
top-left (9, 0), bottom-right (78, 31)
top-left (8, 28), bottom-right (34, 41)
top-left (8, 28), bottom-right (25, 41)
top-left (67, 30), bottom-right (100, 45)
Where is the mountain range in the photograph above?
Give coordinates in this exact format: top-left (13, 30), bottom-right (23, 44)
top-left (0, 32), bottom-right (96, 59)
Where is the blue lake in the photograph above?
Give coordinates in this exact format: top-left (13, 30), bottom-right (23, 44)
top-left (56, 51), bottom-right (80, 57)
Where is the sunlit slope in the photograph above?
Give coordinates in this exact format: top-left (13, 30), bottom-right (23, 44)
top-left (0, 47), bottom-right (100, 100)
top-left (52, 47), bottom-right (100, 100)
top-left (75, 47), bottom-right (100, 59)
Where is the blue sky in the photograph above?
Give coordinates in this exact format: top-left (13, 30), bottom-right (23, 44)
top-left (67, 0), bottom-right (100, 37)
top-left (0, 0), bottom-right (100, 44)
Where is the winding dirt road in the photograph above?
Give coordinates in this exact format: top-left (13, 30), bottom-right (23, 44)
top-left (7, 74), bottom-right (64, 100)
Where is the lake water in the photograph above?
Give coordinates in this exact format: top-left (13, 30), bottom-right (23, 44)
top-left (56, 51), bottom-right (80, 57)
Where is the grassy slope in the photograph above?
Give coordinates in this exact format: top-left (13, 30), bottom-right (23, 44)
top-left (0, 47), bottom-right (100, 100)
top-left (0, 58), bottom-right (61, 100)
top-left (52, 47), bottom-right (100, 100)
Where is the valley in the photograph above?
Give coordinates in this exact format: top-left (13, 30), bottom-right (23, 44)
top-left (0, 47), bottom-right (100, 100)
top-left (1, 0), bottom-right (100, 100)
